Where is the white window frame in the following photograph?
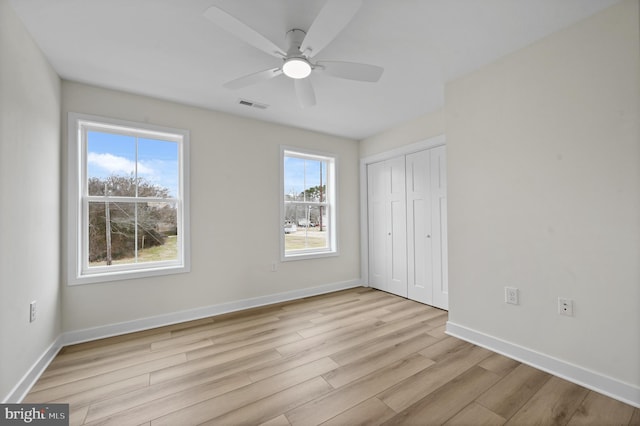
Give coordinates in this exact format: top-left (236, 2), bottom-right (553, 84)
top-left (280, 146), bottom-right (338, 261)
top-left (67, 112), bottom-right (190, 285)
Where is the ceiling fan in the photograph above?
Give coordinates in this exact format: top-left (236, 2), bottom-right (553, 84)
top-left (203, 0), bottom-right (384, 107)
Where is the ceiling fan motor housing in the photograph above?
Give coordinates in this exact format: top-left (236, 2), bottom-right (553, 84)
top-left (285, 29), bottom-right (307, 55)
top-left (283, 29), bottom-right (312, 79)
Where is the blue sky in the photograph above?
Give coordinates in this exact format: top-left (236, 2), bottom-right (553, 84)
top-left (87, 131), bottom-right (179, 197)
top-left (284, 156), bottom-right (326, 198)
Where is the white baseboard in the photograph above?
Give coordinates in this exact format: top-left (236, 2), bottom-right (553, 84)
top-left (446, 321), bottom-right (640, 408)
top-left (3, 337), bottom-right (64, 403)
top-left (61, 279), bottom-right (362, 346)
top-left (5, 279), bottom-right (362, 403)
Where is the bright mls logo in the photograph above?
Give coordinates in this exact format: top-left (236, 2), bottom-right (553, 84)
top-left (0, 404), bottom-right (68, 425)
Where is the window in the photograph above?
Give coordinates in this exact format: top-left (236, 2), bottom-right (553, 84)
top-left (281, 147), bottom-right (337, 260)
top-left (68, 113), bottom-right (190, 284)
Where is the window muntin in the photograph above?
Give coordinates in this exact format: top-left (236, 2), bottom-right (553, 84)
top-left (69, 113), bottom-right (189, 284)
top-left (282, 148), bottom-right (336, 259)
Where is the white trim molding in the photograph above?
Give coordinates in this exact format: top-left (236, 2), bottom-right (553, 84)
top-left (446, 321), bottom-right (640, 408)
top-left (2, 338), bottom-right (64, 403)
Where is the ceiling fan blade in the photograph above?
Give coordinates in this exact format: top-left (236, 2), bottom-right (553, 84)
top-left (223, 67), bottom-right (283, 90)
top-left (316, 61), bottom-right (384, 82)
top-left (300, 0), bottom-right (362, 58)
top-left (294, 78), bottom-right (316, 108)
top-left (204, 6), bottom-right (286, 58)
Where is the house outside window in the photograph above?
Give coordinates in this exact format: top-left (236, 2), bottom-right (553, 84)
top-left (281, 147), bottom-right (337, 260)
top-left (68, 113), bottom-right (190, 284)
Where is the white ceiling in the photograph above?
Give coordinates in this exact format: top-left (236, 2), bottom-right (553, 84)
top-left (10, 0), bottom-right (620, 140)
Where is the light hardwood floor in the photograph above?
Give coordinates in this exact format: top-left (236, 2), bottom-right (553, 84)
top-left (25, 287), bottom-right (640, 425)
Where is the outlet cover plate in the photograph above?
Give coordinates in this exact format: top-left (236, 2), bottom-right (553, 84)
top-left (29, 301), bottom-right (36, 322)
top-left (558, 297), bottom-right (573, 316)
top-left (505, 287), bottom-right (519, 305)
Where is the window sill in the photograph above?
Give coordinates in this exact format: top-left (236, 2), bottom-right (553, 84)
top-left (281, 250), bottom-right (338, 262)
top-left (68, 263), bottom-right (190, 286)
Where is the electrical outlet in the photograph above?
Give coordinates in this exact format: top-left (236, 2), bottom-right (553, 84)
top-left (29, 301), bottom-right (37, 322)
top-left (558, 298), bottom-right (573, 316)
top-left (505, 287), bottom-right (519, 305)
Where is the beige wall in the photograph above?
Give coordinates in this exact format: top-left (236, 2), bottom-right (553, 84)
top-left (61, 82), bottom-right (361, 332)
top-left (446, 0), bottom-right (639, 388)
top-left (0, 0), bottom-right (62, 401)
top-left (359, 110), bottom-right (444, 158)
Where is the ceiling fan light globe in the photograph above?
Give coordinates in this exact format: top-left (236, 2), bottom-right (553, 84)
top-left (283, 58), bottom-right (312, 79)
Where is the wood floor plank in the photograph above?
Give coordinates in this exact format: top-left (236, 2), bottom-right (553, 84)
top-left (22, 288), bottom-right (637, 426)
top-left (476, 363), bottom-right (552, 420)
top-left (286, 353), bottom-right (435, 426)
top-left (478, 353), bottom-right (521, 377)
top-left (39, 340), bottom-right (211, 384)
top-left (379, 344), bottom-right (492, 412)
top-left (69, 405), bottom-right (89, 426)
top-left (381, 366), bottom-right (502, 425)
top-left (297, 316), bottom-right (372, 339)
top-left (323, 332), bottom-right (438, 388)
top-left (266, 312), bottom-right (440, 377)
top-left (328, 320), bottom-right (438, 366)
top-left (149, 348), bottom-right (282, 384)
top-left (566, 391), bottom-right (636, 425)
top-left (47, 343), bottom-right (152, 373)
top-left (83, 372), bottom-right (253, 425)
top-left (275, 320), bottom-right (382, 357)
top-left (150, 357), bottom-right (339, 426)
top-left (84, 371), bottom-right (250, 422)
top-left (200, 377), bottom-right (333, 426)
top-left (417, 334), bottom-right (472, 362)
top-left (443, 401), bottom-right (506, 426)
top-left (49, 375), bottom-right (150, 408)
top-left (259, 414), bottom-right (292, 426)
top-left (150, 311), bottom-right (316, 350)
top-left (277, 307), bottom-right (447, 358)
top-left (26, 354), bottom-right (187, 402)
top-left (319, 397), bottom-right (396, 426)
top-left (185, 331), bottom-right (303, 361)
top-left (309, 297), bottom-right (400, 324)
top-left (505, 376), bottom-right (590, 426)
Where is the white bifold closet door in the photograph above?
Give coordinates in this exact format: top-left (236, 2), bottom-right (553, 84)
top-left (406, 146), bottom-right (448, 309)
top-left (367, 156), bottom-right (407, 298)
top-left (367, 145), bottom-right (448, 310)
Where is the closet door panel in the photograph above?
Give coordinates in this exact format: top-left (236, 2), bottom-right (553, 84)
top-left (367, 161), bottom-right (387, 291)
top-left (387, 156), bottom-right (407, 297)
top-left (431, 145), bottom-right (448, 310)
top-left (406, 150), bottom-right (433, 304)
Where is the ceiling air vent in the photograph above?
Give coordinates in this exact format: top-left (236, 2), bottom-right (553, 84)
top-left (238, 99), bottom-right (269, 110)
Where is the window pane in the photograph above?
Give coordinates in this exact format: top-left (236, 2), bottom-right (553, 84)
top-left (284, 156), bottom-right (305, 200)
top-left (138, 138), bottom-right (179, 198)
top-left (284, 204), bottom-right (328, 252)
top-left (284, 156), bottom-right (328, 203)
top-left (88, 201), bottom-right (178, 266)
top-left (88, 201), bottom-right (136, 266)
top-left (303, 159), bottom-right (325, 202)
top-left (136, 202), bottom-right (179, 263)
top-left (87, 131), bottom-right (136, 196)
